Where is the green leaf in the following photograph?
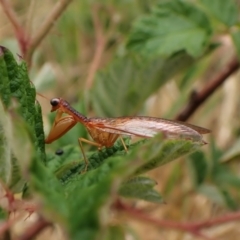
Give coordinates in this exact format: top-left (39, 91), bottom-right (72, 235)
top-left (59, 147), bottom-right (141, 239)
top-left (16, 62), bottom-right (36, 127)
top-left (0, 46), bottom-right (26, 102)
top-left (210, 140), bottom-right (223, 169)
top-left (91, 53), bottom-right (194, 117)
top-left (213, 166), bottom-right (240, 188)
top-left (55, 138), bottom-right (132, 183)
top-left (66, 178), bottom-right (114, 240)
top-left (220, 188), bottom-right (238, 210)
top-left (59, 137), bottom-right (202, 190)
top-left (0, 46), bottom-right (19, 97)
top-left (200, 184), bottom-right (238, 210)
top-left (8, 156), bottom-right (25, 192)
top-left (0, 100), bottom-right (32, 192)
top-left (231, 31), bottom-right (240, 60)
top-left (200, 0), bottom-right (239, 27)
top-left (10, 117), bottom-right (34, 175)
top-left (47, 145), bottom-right (82, 174)
top-left (127, 0), bottom-right (212, 57)
top-left (29, 158), bottom-right (69, 220)
top-left (60, 137), bottom-right (202, 239)
top-left (0, 46), bottom-right (46, 164)
top-left (0, 101), bottom-right (12, 184)
top-left (0, 46), bottom-right (38, 130)
top-left (33, 128), bottom-right (203, 239)
top-left (0, 45), bottom-right (47, 192)
top-left (0, 47), bottom-right (11, 107)
top-left (197, 184), bottom-right (225, 205)
top-left (119, 176), bottom-right (164, 203)
top-left (163, 163), bottom-right (181, 196)
top-left (135, 138), bottom-right (202, 174)
top-left (220, 137), bottom-right (240, 162)
top-left (188, 151), bottom-right (208, 186)
top-left (34, 102), bottom-right (46, 163)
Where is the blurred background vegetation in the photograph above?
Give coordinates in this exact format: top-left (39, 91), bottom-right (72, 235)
top-left (1, 0), bottom-right (240, 239)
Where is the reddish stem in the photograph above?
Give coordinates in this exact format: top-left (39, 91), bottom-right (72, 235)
top-left (175, 57), bottom-right (239, 121)
top-left (0, 0), bottom-right (29, 56)
top-left (114, 199), bottom-right (240, 240)
top-left (85, 4), bottom-right (106, 89)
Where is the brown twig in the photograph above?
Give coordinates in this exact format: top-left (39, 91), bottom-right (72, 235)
top-left (1, 0), bottom-right (72, 66)
top-left (25, 0), bottom-right (73, 65)
top-left (85, 4), bottom-right (106, 89)
top-left (0, 0), bottom-right (28, 55)
top-left (114, 199), bottom-right (240, 240)
top-left (175, 57), bottom-right (239, 121)
top-left (17, 217), bottom-right (51, 240)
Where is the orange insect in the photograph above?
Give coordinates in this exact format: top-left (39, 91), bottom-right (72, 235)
top-left (45, 98), bottom-right (210, 166)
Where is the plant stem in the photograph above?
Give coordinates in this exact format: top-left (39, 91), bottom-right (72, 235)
top-left (85, 4), bottom-right (106, 89)
top-left (25, 0), bottom-right (73, 65)
top-left (114, 199), bottom-right (240, 240)
top-left (0, 0), bottom-right (28, 55)
top-left (175, 57), bottom-right (239, 121)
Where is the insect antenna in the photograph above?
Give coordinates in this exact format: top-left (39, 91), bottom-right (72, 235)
top-left (36, 92), bottom-right (50, 101)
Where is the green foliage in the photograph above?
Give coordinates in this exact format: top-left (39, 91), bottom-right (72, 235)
top-left (1, 0), bottom-right (240, 238)
top-left (0, 46), bottom-right (45, 191)
top-left (186, 141), bottom-right (240, 210)
top-left (231, 30), bottom-right (240, 59)
top-left (119, 176), bottom-right (163, 203)
top-left (0, 46), bottom-right (205, 239)
top-left (0, 48), bottom-right (11, 107)
top-left (91, 52), bottom-right (194, 117)
top-left (135, 138), bottom-right (201, 174)
top-left (189, 151), bottom-right (208, 186)
top-left (33, 135), bottom-right (201, 239)
top-left (0, 101), bottom-right (11, 184)
top-left (0, 46), bottom-right (46, 165)
top-left (127, 0), bottom-right (212, 57)
top-left (52, 138), bottom-right (200, 239)
top-left (220, 138), bottom-right (240, 162)
top-left (200, 0), bottom-right (239, 27)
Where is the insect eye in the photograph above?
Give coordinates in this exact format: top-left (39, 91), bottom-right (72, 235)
top-left (50, 98), bottom-right (60, 106)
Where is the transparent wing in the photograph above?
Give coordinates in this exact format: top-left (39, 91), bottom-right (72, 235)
top-left (89, 117), bottom-right (210, 142)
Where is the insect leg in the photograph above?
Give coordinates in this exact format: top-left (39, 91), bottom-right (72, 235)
top-left (78, 138), bottom-right (102, 171)
top-left (120, 137), bottom-right (128, 152)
